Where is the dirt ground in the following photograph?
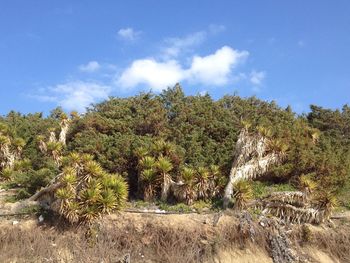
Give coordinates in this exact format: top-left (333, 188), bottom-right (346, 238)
top-left (0, 189), bottom-right (349, 263)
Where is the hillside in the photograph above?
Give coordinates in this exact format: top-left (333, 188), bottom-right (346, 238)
top-left (1, 85), bottom-right (350, 262)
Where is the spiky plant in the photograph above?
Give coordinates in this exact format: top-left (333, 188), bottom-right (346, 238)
top-left (208, 165), bottom-right (224, 198)
top-left (0, 167), bottom-right (13, 180)
top-left (313, 191), bottom-right (338, 221)
top-left (64, 152), bottom-right (81, 166)
top-left (240, 120), bottom-right (252, 130)
top-left (177, 167), bottom-right (196, 205)
top-left (257, 126), bottom-right (272, 138)
top-left (84, 161), bottom-right (103, 180)
top-left (99, 188), bottom-right (117, 213)
top-left (81, 153), bottom-right (94, 163)
top-left (268, 139), bottom-right (289, 154)
top-left (233, 180), bottom-right (253, 210)
top-left (152, 139), bottom-right (167, 154)
top-left (299, 174), bottom-right (317, 195)
top-left (46, 141), bottom-right (63, 165)
top-left (134, 146), bottom-right (149, 159)
top-left (139, 156), bottom-right (156, 170)
top-left (53, 154), bottom-right (128, 224)
top-left (309, 128), bottom-right (321, 144)
top-left (13, 159), bottom-right (32, 172)
top-left (140, 168), bottom-right (157, 201)
top-left (0, 135), bottom-right (10, 146)
top-left (12, 137), bottom-right (25, 148)
top-left (0, 123), bottom-right (9, 135)
top-left (194, 167), bottom-right (209, 200)
top-left (156, 156), bottom-right (173, 201)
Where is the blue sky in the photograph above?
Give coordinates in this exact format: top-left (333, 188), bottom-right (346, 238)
top-left (1, 1), bottom-right (349, 114)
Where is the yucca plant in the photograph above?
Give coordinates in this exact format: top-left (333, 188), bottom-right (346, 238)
top-left (208, 165), bottom-right (224, 198)
top-left (313, 191), bottom-right (338, 221)
top-left (0, 135), bottom-right (10, 146)
top-left (233, 180), bottom-right (253, 210)
top-left (12, 137), bottom-right (25, 148)
top-left (134, 146), bottom-right (149, 159)
top-left (257, 125), bottom-right (272, 138)
top-left (13, 159), bottom-right (32, 172)
top-left (268, 139), bottom-right (289, 154)
top-left (240, 120), bottom-right (252, 131)
top-left (0, 167), bottom-right (13, 180)
top-left (53, 154), bottom-right (128, 224)
top-left (140, 168), bottom-right (157, 201)
top-left (139, 156), bottom-right (156, 170)
top-left (299, 174), bottom-right (317, 195)
top-left (99, 188), bottom-right (117, 213)
top-left (156, 156), bottom-right (173, 201)
top-left (0, 123), bottom-right (9, 135)
top-left (194, 167), bottom-right (210, 200)
top-left (177, 167), bottom-right (196, 205)
top-left (83, 161), bottom-right (103, 181)
top-left (46, 141), bottom-right (63, 165)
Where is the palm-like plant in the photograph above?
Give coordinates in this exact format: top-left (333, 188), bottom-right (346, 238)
top-left (46, 141), bottom-right (63, 165)
top-left (53, 154), bottom-right (128, 224)
top-left (139, 156), bottom-right (156, 169)
top-left (299, 174), bottom-right (317, 195)
top-left (177, 167), bottom-right (196, 205)
top-left (268, 139), bottom-right (289, 154)
top-left (0, 135), bottom-right (10, 146)
top-left (140, 169), bottom-right (157, 201)
top-left (0, 123), bottom-right (9, 135)
top-left (0, 167), bottom-right (13, 180)
top-left (208, 165), bottom-right (223, 198)
top-left (195, 167), bottom-right (209, 200)
top-left (257, 126), bottom-right (272, 138)
top-left (240, 120), bottom-right (252, 131)
top-left (314, 191), bottom-right (338, 221)
top-left (156, 156), bottom-right (173, 201)
top-left (99, 188), bottom-right (117, 213)
top-left (84, 161), bottom-right (103, 180)
top-left (233, 180), bottom-right (253, 210)
top-left (134, 146), bottom-right (149, 159)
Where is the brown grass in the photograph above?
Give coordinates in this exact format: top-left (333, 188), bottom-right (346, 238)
top-left (0, 212), bottom-right (269, 263)
top-left (290, 222), bottom-right (350, 263)
top-left (1, 212), bottom-right (348, 263)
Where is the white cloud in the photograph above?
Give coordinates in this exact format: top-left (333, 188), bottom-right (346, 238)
top-left (117, 46), bottom-right (249, 90)
top-left (79, 61), bottom-right (101, 73)
top-left (117, 27), bottom-right (141, 41)
top-left (118, 59), bottom-right (184, 91)
top-left (249, 70), bottom-right (265, 85)
top-left (188, 46), bottom-right (249, 85)
top-left (35, 81), bottom-right (111, 112)
top-left (162, 31), bottom-right (207, 58)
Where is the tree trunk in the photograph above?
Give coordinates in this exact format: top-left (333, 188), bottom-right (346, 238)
top-left (161, 173), bottom-right (172, 202)
top-left (29, 182), bottom-right (63, 201)
top-left (59, 119), bottom-right (70, 145)
top-left (223, 128), bottom-right (282, 208)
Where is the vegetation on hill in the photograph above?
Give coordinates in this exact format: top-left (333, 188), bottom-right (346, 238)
top-left (1, 84), bottom-right (349, 222)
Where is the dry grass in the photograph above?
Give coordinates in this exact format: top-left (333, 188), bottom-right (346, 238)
top-left (290, 222), bottom-right (350, 263)
top-left (0, 212), bottom-right (269, 263)
top-left (1, 212), bottom-right (348, 263)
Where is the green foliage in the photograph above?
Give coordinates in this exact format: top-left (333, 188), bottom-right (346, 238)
top-left (0, 85), bottom-right (349, 213)
top-left (157, 202), bottom-right (193, 213)
top-left (54, 154), bottom-right (129, 224)
top-left (233, 180), bottom-right (253, 210)
top-left (251, 181), bottom-right (297, 199)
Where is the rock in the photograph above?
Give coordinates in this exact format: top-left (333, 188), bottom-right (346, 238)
top-left (12, 220), bottom-right (19, 225)
top-left (38, 214), bottom-right (44, 223)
